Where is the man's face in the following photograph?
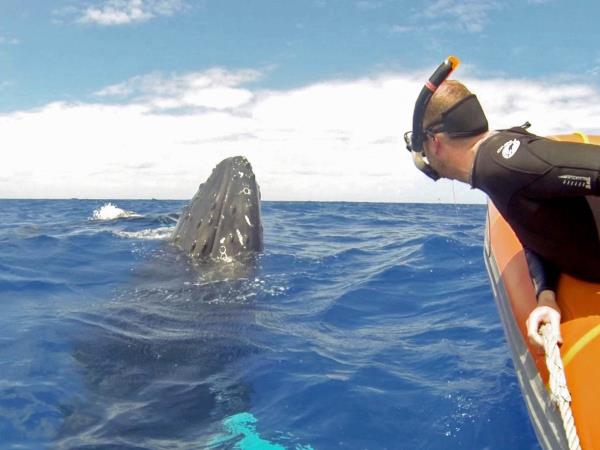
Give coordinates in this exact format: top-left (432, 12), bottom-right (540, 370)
top-left (422, 134), bottom-right (444, 176)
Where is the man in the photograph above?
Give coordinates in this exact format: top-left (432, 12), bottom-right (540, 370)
top-left (405, 65), bottom-right (600, 352)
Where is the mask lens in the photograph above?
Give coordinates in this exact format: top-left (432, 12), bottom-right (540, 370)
top-left (403, 131), bottom-right (413, 151)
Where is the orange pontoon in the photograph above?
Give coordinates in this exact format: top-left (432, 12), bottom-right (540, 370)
top-left (484, 133), bottom-right (600, 450)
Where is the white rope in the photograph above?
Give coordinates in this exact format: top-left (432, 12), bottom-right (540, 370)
top-left (540, 324), bottom-right (582, 450)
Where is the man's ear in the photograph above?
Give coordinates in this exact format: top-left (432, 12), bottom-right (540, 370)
top-left (427, 134), bottom-right (441, 156)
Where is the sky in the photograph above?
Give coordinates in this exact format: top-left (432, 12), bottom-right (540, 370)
top-left (2, 0), bottom-right (600, 202)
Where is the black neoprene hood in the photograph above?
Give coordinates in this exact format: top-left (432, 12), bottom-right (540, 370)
top-left (426, 94), bottom-right (489, 138)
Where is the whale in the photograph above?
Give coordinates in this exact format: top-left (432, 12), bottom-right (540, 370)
top-left (172, 155), bottom-right (263, 263)
top-left (54, 156), bottom-right (266, 449)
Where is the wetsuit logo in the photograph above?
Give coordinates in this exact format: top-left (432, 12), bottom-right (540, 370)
top-left (497, 139), bottom-right (521, 159)
top-left (558, 175), bottom-right (592, 189)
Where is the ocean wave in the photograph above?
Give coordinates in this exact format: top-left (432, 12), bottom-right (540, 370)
top-left (114, 226), bottom-right (175, 240)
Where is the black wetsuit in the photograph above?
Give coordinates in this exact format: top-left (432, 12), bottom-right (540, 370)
top-left (471, 127), bottom-right (600, 294)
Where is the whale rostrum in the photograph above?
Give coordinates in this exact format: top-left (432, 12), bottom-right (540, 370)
top-left (172, 156), bottom-right (263, 262)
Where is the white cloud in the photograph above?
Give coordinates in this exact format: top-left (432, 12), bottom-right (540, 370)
top-left (384, 1), bottom-right (499, 39)
top-left (95, 68), bottom-right (261, 111)
top-left (76, 0), bottom-right (186, 26)
top-left (2, 67), bottom-right (600, 202)
top-left (421, 0), bottom-right (499, 33)
top-left (0, 35), bottom-right (19, 45)
top-left (388, 25), bottom-right (412, 34)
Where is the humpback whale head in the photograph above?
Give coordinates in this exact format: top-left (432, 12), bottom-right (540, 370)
top-left (172, 156), bottom-right (263, 262)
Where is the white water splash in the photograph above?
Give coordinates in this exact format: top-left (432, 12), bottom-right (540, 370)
top-left (114, 226), bottom-right (174, 240)
top-left (91, 203), bottom-right (141, 221)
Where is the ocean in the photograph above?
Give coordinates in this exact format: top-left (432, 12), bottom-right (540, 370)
top-left (0, 199), bottom-right (540, 450)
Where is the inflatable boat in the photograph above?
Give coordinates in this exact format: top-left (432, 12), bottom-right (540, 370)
top-left (484, 133), bottom-right (600, 450)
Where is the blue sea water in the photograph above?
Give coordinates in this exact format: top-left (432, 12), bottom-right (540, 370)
top-left (0, 199), bottom-right (540, 450)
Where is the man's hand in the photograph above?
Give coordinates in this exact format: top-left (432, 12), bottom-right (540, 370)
top-left (525, 289), bottom-right (562, 353)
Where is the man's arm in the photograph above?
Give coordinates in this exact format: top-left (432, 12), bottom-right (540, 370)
top-left (524, 248), bottom-right (560, 297)
top-left (524, 248), bottom-right (562, 351)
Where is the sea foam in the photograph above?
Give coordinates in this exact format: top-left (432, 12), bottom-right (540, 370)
top-left (114, 227), bottom-right (174, 240)
top-left (91, 203), bottom-right (141, 221)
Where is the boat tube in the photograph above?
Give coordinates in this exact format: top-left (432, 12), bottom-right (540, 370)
top-left (484, 133), bottom-right (600, 450)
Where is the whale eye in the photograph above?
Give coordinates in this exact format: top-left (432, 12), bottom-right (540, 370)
top-left (196, 218), bottom-right (203, 229)
top-left (190, 241), bottom-right (197, 253)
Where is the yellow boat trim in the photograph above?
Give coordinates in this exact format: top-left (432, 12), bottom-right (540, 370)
top-left (563, 323), bottom-right (600, 368)
top-left (574, 131), bottom-right (590, 144)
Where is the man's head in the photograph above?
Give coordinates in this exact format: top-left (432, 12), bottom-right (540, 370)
top-left (419, 80), bottom-right (489, 182)
top-left (423, 80), bottom-right (473, 132)
top-left (405, 56), bottom-right (489, 182)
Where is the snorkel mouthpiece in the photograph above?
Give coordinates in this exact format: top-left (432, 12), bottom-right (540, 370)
top-left (411, 151), bottom-right (440, 181)
top-left (406, 55), bottom-right (460, 181)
